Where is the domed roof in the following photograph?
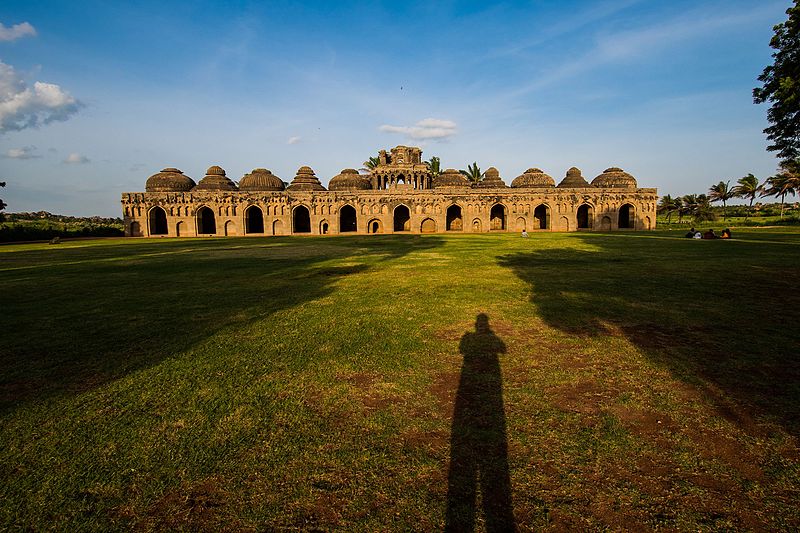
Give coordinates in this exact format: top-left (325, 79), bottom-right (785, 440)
top-left (511, 167), bottom-right (555, 188)
top-left (287, 166), bottom-right (326, 191)
top-left (557, 167), bottom-right (590, 188)
top-left (145, 168), bottom-right (196, 192)
top-left (476, 167), bottom-right (507, 188)
top-left (328, 168), bottom-right (372, 191)
top-left (239, 168), bottom-right (285, 191)
top-left (194, 165), bottom-right (238, 191)
top-left (591, 167), bottom-right (637, 189)
top-left (433, 168), bottom-right (470, 188)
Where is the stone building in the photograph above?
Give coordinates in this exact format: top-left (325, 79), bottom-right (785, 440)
top-left (121, 145), bottom-right (657, 237)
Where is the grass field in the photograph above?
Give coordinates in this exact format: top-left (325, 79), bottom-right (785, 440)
top-left (2, 230), bottom-right (799, 531)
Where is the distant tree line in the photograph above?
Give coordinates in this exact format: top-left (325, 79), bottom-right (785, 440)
top-left (0, 211), bottom-right (124, 243)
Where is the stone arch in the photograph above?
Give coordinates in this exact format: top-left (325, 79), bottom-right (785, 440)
top-left (446, 204), bottom-right (463, 231)
top-left (368, 218), bottom-right (383, 234)
top-left (272, 219), bottom-right (284, 235)
top-left (245, 205), bottom-right (265, 234)
top-left (490, 203), bottom-right (507, 230)
top-left (645, 216), bottom-right (652, 230)
top-left (420, 218), bottom-right (437, 233)
top-left (618, 203), bottom-right (635, 229)
top-left (339, 204), bottom-right (357, 233)
top-left (197, 206), bottom-right (216, 235)
top-left (472, 218), bottom-right (482, 232)
top-left (224, 220), bottom-right (237, 236)
top-left (320, 220), bottom-right (329, 234)
top-left (560, 215), bottom-right (570, 232)
top-left (576, 204), bottom-right (593, 229)
top-left (533, 204), bottom-right (550, 230)
top-left (293, 205), bottom-right (311, 233)
top-left (515, 216), bottom-right (527, 232)
top-left (393, 204), bottom-right (411, 232)
top-left (176, 221), bottom-right (185, 237)
top-left (148, 206), bottom-right (168, 236)
top-left (130, 221), bottom-right (141, 237)
top-left (601, 215), bottom-right (612, 230)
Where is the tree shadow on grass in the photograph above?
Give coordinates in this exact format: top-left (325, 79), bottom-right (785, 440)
top-left (498, 233), bottom-right (800, 435)
top-left (0, 235), bottom-right (443, 413)
top-left (446, 313), bottom-right (516, 532)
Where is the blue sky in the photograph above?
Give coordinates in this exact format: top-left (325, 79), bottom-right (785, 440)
top-left (0, 0), bottom-right (791, 216)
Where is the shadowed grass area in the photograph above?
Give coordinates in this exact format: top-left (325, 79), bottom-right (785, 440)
top-left (1, 230), bottom-right (799, 531)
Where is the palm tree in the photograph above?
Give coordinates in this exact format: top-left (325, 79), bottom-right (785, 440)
top-left (361, 156), bottom-right (380, 173)
top-left (694, 194), bottom-right (716, 222)
top-left (460, 162), bottom-right (485, 184)
top-left (673, 196), bottom-right (684, 223)
top-left (680, 194), bottom-right (699, 222)
top-left (657, 194), bottom-right (679, 225)
top-left (732, 174), bottom-right (762, 222)
top-left (762, 173), bottom-right (798, 218)
top-left (708, 180), bottom-right (735, 220)
top-left (426, 156), bottom-right (441, 178)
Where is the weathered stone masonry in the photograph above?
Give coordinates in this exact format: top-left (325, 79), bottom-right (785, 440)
top-left (122, 145), bottom-right (658, 237)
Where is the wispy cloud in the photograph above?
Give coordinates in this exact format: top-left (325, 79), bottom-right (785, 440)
top-left (287, 136), bottom-right (302, 145)
top-left (0, 60), bottom-right (83, 134)
top-left (379, 118), bottom-right (457, 141)
top-left (0, 21), bottom-right (37, 42)
top-left (4, 145), bottom-right (40, 159)
top-left (63, 152), bottom-right (89, 164)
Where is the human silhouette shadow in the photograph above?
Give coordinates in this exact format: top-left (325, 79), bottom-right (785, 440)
top-left (446, 313), bottom-right (516, 532)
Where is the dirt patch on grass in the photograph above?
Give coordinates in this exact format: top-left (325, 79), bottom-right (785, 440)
top-left (142, 477), bottom-right (241, 532)
top-left (549, 381), bottom-right (618, 415)
top-left (430, 371), bottom-right (459, 418)
top-left (608, 405), bottom-right (677, 437)
top-left (395, 428), bottom-right (449, 455)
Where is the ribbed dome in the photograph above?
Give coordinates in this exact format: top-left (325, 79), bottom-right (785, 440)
top-left (433, 168), bottom-right (470, 188)
top-left (476, 167), bottom-right (507, 188)
top-left (145, 168), bottom-right (196, 192)
top-left (328, 168), bottom-right (372, 191)
top-left (287, 166), bottom-right (326, 191)
top-left (239, 168), bottom-right (285, 191)
top-left (591, 167), bottom-right (637, 189)
top-left (511, 167), bottom-right (555, 188)
top-left (194, 165), bottom-right (238, 191)
top-left (557, 167), bottom-right (590, 188)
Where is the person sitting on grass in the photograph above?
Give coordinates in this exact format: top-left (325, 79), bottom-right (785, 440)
top-left (721, 228), bottom-right (732, 239)
top-left (703, 228), bottom-right (718, 239)
top-left (685, 227), bottom-right (697, 238)
top-left (521, 229), bottom-right (529, 238)
top-left (693, 230), bottom-right (701, 239)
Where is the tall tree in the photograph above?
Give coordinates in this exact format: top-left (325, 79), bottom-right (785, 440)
top-left (680, 194), bottom-right (699, 222)
top-left (733, 174), bottom-right (763, 222)
top-left (762, 172), bottom-right (798, 218)
top-left (460, 162), bottom-right (485, 184)
top-left (362, 156), bottom-right (380, 172)
top-left (657, 194), bottom-right (679, 225)
top-left (708, 180), bottom-right (735, 220)
top-left (426, 156), bottom-right (441, 178)
top-left (754, 2), bottom-right (800, 166)
top-left (673, 196), bottom-right (684, 223)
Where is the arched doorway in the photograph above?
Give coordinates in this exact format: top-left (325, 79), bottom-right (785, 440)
top-left (645, 216), bottom-right (652, 230)
top-left (149, 206), bottom-right (168, 235)
top-left (293, 206), bottom-right (311, 233)
top-left (618, 204), bottom-right (634, 229)
top-left (394, 205), bottom-right (411, 232)
top-left (339, 205), bottom-right (357, 232)
top-left (490, 204), bottom-right (506, 230)
top-left (533, 204), bottom-right (549, 230)
top-left (421, 218), bottom-right (437, 233)
top-left (446, 205), bottom-right (463, 231)
top-left (130, 221), bottom-right (141, 236)
top-left (273, 219), bottom-right (284, 235)
top-left (368, 219), bottom-right (382, 233)
top-left (601, 216), bottom-right (612, 230)
top-left (472, 218), bottom-right (482, 232)
top-left (176, 221), bottom-right (184, 237)
top-left (320, 221), bottom-right (329, 234)
top-left (224, 220), bottom-right (236, 236)
top-left (515, 217), bottom-right (527, 232)
top-left (576, 204), bottom-right (593, 229)
top-left (560, 216), bottom-right (570, 231)
top-left (245, 205), bottom-right (264, 234)
top-left (197, 206), bottom-right (216, 235)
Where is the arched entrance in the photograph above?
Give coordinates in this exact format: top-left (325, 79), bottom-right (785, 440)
top-left (149, 206), bottom-right (168, 235)
top-left (515, 217), bottom-right (527, 231)
top-left (320, 220), bottom-right (329, 234)
top-left (245, 205), bottom-right (264, 234)
top-left (490, 204), bottom-right (506, 230)
top-left (393, 205), bottom-right (411, 232)
top-left (130, 221), bottom-right (141, 236)
top-left (601, 216), bottom-right (612, 230)
top-left (293, 206), bottom-right (311, 233)
top-left (339, 205), bottom-right (357, 232)
top-left (645, 216), bottom-right (652, 230)
top-left (472, 218), bottom-right (482, 232)
top-left (421, 218), bottom-right (437, 233)
top-left (273, 219), bottom-right (284, 235)
top-left (446, 205), bottom-right (463, 231)
top-left (176, 221), bottom-right (184, 237)
top-left (560, 216), bottom-right (570, 232)
top-left (197, 206), bottom-right (216, 235)
top-left (533, 204), bottom-right (549, 230)
top-left (224, 220), bottom-right (236, 236)
top-left (368, 219), bottom-right (382, 233)
top-left (619, 204), bottom-right (634, 229)
top-left (576, 204), bottom-right (593, 229)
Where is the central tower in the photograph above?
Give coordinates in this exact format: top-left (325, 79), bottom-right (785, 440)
top-left (371, 145), bottom-right (432, 190)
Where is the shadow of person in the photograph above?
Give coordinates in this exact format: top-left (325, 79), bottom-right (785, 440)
top-left (446, 313), bottom-right (516, 532)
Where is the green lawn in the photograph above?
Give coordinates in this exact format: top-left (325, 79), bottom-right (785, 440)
top-left (2, 230), bottom-right (799, 531)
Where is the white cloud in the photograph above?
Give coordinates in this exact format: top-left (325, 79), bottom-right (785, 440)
top-left (63, 153), bottom-right (89, 164)
top-left (0, 60), bottom-right (83, 134)
top-left (287, 136), bottom-right (302, 145)
top-left (0, 22), bottom-right (37, 42)
top-left (379, 118), bottom-right (457, 141)
top-left (4, 145), bottom-right (39, 159)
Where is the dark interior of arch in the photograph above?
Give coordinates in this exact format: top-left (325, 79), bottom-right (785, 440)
top-left (150, 207), bottom-right (168, 235)
top-left (577, 204), bottom-right (592, 229)
top-left (490, 204), bottom-right (506, 230)
top-left (198, 207), bottom-right (216, 234)
top-left (340, 205), bottom-right (357, 232)
top-left (246, 206), bottom-right (264, 234)
top-left (394, 205), bottom-right (411, 232)
top-left (446, 205), bottom-right (463, 231)
top-left (534, 205), bottom-right (548, 229)
top-left (619, 204), bottom-right (633, 229)
top-left (293, 206), bottom-right (311, 233)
